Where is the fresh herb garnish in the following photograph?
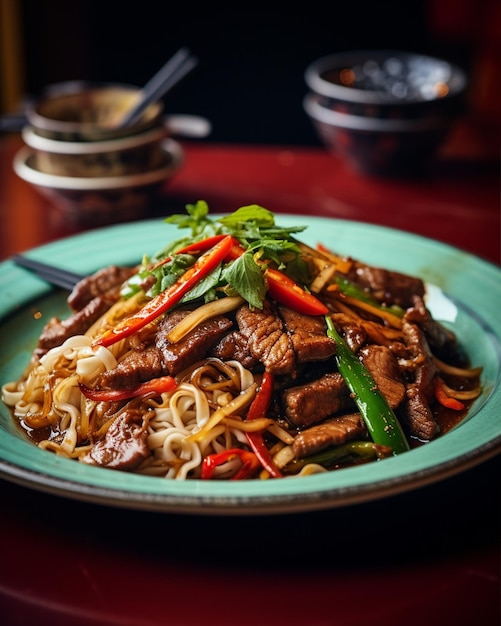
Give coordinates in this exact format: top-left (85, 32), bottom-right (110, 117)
top-left (122, 202), bottom-right (311, 309)
top-left (162, 201), bottom-right (306, 253)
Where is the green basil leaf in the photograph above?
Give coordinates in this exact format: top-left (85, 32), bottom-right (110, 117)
top-left (218, 205), bottom-right (275, 228)
top-left (181, 265), bottom-right (223, 303)
top-left (222, 253), bottom-right (265, 309)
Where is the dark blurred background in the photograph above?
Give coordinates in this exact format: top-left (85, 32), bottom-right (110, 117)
top-left (1, 0), bottom-right (499, 145)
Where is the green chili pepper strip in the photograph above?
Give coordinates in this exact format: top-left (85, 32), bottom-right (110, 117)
top-left (284, 441), bottom-right (393, 474)
top-left (325, 315), bottom-right (410, 455)
top-left (335, 276), bottom-right (405, 318)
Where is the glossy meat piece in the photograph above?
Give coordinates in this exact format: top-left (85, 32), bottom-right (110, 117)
top-left (211, 331), bottom-right (260, 369)
top-left (330, 312), bottom-right (367, 352)
top-left (278, 306), bottom-right (336, 363)
top-left (359, 344), bottom-right (406, 409)
top-left (282, 371), bottom-right (353, 428)
top-left (37, 296), bottom-right (114, 354)
top-left (402, 321), bottom-right (438, 398)
top-left (97, 346), bottom-right (164, 389)
top-left (68, 265), bottom-right (137, 311)
top-left (400, 320), bottom-right (439, 440)
top-left (82, 408), bottom-right (149, 471)
top-left (405, 294), bottom-right (465, 364)
top-left (235, 301), bottom-right (296, 375)
top-left (344, 261), bottom-right (425, 308)
top-left (155, 311), bottom-right (233, 376)
top-left (403, 389), bottom-right (439, 441)
top-left (292, 412), bottom-right (367, 457)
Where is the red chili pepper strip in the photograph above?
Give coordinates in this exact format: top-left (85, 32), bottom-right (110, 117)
top-left (94, 235), bottom-right (234, 348)
top-left (434, 377), bottom-right (465, 410)
top-left (225, 240), bottom-right (328, 317)
top-left (79, 375), bottom-right (177, 402)
top-left (265, 268), bottom-right (328, 316)
top-left (201, 448), bottom-right (261, 480)
top-left (224, 238), bottom-right (246, 261)
top-left (247, 372), bottom-right (274, 420)
top-left (174, 234), bottom-right (229, 256)
top-left (150, 235), bottom-right (229, 271)
top-left (245, 372), bottom-right (283, 478)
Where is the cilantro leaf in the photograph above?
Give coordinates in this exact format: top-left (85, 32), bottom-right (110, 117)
top-left (164, 200), bottom-right (215, 238)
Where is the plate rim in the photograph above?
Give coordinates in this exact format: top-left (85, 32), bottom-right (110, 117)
top-left (1, 437), bottom-right (500, 515)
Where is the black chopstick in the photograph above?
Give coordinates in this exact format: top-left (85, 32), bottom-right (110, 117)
top-left (118, 48), bottom-right (198, 128)
top-left (11, 254), bottom-right (85, 291)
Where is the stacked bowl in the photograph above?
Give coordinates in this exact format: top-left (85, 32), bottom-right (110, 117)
top-left (303, 50), bottom-right (468, 176)
top-left (13, 82), bottom-right (203, 223)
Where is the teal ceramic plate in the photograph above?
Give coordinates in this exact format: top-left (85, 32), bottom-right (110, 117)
top-left (1, 216), bottom-right (500, 514)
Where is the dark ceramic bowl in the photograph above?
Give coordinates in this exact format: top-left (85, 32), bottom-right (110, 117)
top-left (304, 92), bottom-right (452, 176)
top-left (305, 50), bottom-right (467, 121)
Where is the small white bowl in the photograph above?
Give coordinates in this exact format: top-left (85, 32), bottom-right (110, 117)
top-left (13, 139), bottom-right (183, 223)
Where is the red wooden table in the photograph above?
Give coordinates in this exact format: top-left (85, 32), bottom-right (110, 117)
top-left (0, 129), bottom-right (499, 626)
